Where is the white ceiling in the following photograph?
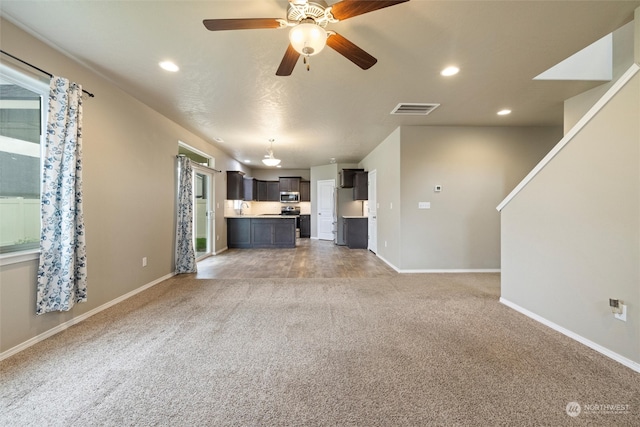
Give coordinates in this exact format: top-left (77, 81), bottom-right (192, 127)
top-left (1, 1), bottom-right (638, 169)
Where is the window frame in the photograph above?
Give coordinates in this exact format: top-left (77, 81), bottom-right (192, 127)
top-left (0, 64), bottom-right (49, 266)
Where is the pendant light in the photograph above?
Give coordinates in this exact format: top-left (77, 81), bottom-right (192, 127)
top-left (262, 139), bottom-right (281, 167)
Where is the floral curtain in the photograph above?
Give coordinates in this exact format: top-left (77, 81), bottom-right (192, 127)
top-left (175, 156), bottom-right (197, 273)
top-left (36, 76), bottom-right (87, 315)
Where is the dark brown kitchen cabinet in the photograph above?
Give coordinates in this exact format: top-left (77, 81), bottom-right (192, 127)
top-left (256, 180), bottom-right (267, 201)
top-left (300, 181), bottom-right (310, 202)
top-left (340, 169), bottom-right (364, 188)
top-left (227, 171), bottom-right (245, 200)
top-left (345, 217), bottom-right (368, 249)
top-left (227, 217), bottom-right (296, 248)
top-left (353, 171), bottom-right (368, 200)
top-left (243, 177), bottom-right (257, 201)
top-left (299, 214), bottom-right (310, 238)
top-left (227, 218), bottom-right (251, 248)
top-left (279, 177), bottom-right (301, 193)
top-left (266, 181), bottom-right (280, 201)
top-left (254, 180), bottom-right (279, 201)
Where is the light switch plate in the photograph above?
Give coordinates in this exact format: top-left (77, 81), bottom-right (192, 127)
top-left (418, 202), bottom-right (431, 209)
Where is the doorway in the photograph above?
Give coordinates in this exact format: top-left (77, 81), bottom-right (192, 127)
top-left (179, 141), bottom-right (216, 259)
top-left (192, 166), bottom-right (214, 260)
top-left (317, 179), bottom-right (335, 240)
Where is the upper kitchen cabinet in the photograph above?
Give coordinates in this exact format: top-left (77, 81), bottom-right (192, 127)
top-left (243, 177), bottom-right (257, 201)
top-left (254, 180), bottom-right (280, 201)
top-left (353, 171), bottom-right (368, 200)
top-left (279, 177), bottom-right (301, 193)
top-left (227, 171), bottom-right (245, 200)
top-left (300, 180), bottom-right (310, 202)
top-left (340, 169), bottom-right (364, 188)
top-left (267, 181), bottom-right (280, 201)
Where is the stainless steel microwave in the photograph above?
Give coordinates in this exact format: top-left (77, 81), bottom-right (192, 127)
top-left (280, 192), bottom-right (300, 203)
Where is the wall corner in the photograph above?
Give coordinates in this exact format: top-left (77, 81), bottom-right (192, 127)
top-left (635, 7), bottom-right (640, 64)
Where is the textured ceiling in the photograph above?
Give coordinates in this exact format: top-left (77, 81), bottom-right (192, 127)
top-left (1, 1), bottom-right (638, 169)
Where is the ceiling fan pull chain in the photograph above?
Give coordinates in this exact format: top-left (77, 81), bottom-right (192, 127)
top-left (304, 56), bottom-right (310, 71)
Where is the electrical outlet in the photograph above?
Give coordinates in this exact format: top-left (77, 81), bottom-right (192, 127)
top-left (615, 304), bottom-right (627, 322)
top-left (216, 235), bottom-right (220, 241)
top-left (142, 257), bottom-right (147, 267)
top-left (384, 241), bottom-right (388, 247)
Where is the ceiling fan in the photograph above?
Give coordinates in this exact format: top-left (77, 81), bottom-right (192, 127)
top-left (203, 0), bottom-right (409, 76)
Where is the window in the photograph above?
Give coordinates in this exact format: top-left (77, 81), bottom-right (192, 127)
top-left (0, 65), bottom-right (48, 254)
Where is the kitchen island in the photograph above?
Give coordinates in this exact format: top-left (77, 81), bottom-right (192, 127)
top-left (226, 215), bottom-right (297, 248)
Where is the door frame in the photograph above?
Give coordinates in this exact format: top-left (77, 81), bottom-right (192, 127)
top-left (191, 164), bottom-right (215, 261)
top-left (368, 169), bottom-right (377, 253)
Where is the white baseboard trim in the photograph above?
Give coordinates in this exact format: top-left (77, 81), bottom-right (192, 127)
top-left (375, 254), bottom-right (500, 274)
top-left (214, 246), bottom-right (228, 255)
top-left (399, 268), bottom-right (501, 273)
top-left (376, 254), bottom-right (400, 272)
top-left (500, 297), bottom-right (640, 373)
top-left (0, 272), bottom-right (175, 362)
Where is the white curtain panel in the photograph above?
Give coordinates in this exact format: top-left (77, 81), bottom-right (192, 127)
top-left (175, 156), bottom-right (197, 274)
top-left (36, 76), bottom-right (87, 315)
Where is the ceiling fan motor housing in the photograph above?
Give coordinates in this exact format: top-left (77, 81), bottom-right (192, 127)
top-left (287, 0), bottom-right (335, 27)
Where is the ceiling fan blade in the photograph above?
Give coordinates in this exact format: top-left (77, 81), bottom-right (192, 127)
top-left (329, 0), bottom-right (409, 21)
top-left (276, 44), bottom-right (300, 76)
top-left (327, 32), bottom-right (377, 70)
top-left (203, 18), bottom-right (282, 31)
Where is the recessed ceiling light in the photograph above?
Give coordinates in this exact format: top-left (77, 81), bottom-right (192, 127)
top-left (213, 137), bottom-right (224, 143)
top-left (159, 61), bottom-right (179, 72)
top-left (497, 109), bottom-right (512, 116)
top-left (245, 160), bottom-right (251, 163)
top-left (441, 66), bottom-right (459, 76)
top-left (276, 165), bottom-right (282, 168)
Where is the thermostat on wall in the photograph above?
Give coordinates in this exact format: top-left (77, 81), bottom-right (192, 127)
top-left (434, 185), bottom-right (442, 192)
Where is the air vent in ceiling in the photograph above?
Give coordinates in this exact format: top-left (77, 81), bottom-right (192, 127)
top-left (390, 103), bottom-right (440, 116)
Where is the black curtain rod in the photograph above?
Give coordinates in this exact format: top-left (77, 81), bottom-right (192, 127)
top-left (0, 49), bottom-right (95, 98)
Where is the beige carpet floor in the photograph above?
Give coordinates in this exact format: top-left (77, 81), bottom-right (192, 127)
top-left (1, 273), bottom-right (639, 426)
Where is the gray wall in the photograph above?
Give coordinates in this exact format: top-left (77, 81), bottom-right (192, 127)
top-left (360, 128), bottom-right (402, 267)
top-left (564, 21), bottom-right (636, 134)
top-left (249, 169), bottom-right (310, 181)
top-left (0, 19), bottom-right (243, 354)
top-left (399, 126), bottom-right (561, 270)
top-left (360, 126), bottom-right (559, 271)
top-left (501, 71), bottom-right (640, 363)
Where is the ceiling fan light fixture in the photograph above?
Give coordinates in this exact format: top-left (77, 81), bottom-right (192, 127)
top-left (289, 22), bottom-right (327, 56)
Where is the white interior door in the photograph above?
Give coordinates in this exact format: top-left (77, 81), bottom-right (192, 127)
top-left (317, 179), bottom-right (335, 240)
top-left (368, 170), bottom-right (377, 253)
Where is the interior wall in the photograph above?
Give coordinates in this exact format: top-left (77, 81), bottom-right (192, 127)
top-left (501, 72), bottom-right (640, 364)
top-left (399, 126), bottom-right (561, 271)
top-left (249, 169), bottom-right (310, 181)
top-left (564, 21), bottom-right (636, 133)
top-left (0, 19), bottom-right (240, 355)
top-left (360, 128), bottom-right (401, 268)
